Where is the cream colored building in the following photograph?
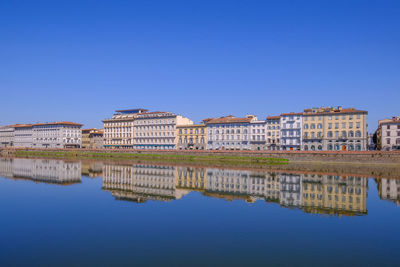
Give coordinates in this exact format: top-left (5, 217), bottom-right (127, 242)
top-left (134, 111), bottom-right (193, 150)
top-left (302, 107), bottom-right (368, 151)
top-left (176, 124), bottom-right (207, 150)
top-left (265, 116), bottom-right (280, 150)
top-left (103, 109), bottom-right (148, 148)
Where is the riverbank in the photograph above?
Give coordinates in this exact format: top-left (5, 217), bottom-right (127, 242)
top-left (11, 149), bottom-right (289, 167)
top-left (3, 148), bottom-right (400, 164)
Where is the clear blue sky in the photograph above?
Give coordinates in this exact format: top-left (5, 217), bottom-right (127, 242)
top-left (1, 0), bottom-right (399, 131)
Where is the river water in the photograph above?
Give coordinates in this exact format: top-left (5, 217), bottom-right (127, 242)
top-left (0, 157), bottom-right (399, 266)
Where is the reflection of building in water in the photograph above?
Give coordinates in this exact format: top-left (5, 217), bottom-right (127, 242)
top-left (100, 162), bottom-right (370, 216)
top-left (377, 178), bottom-right (400, 206)
top-left (81, 162), bottom-right (104, 177)
top-left (205, 169), bottom-right (271, 203)
top-left (302, 174), bottom-right (368, 216)
top-left (0, 158), bottom-right (13, 178)
top-left (0, 158), bottom-right (81, 185)
top-left (176, 167), bottom-right (207, 191)
top-left (280, 173), bottom-right (302, 207)
top-left (102, 164), bottom-right (189, 203)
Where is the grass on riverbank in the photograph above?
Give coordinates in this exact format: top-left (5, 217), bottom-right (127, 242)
top-left (14, 150), bottom-right (289, 166)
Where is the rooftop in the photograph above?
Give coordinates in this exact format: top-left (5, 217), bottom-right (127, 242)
top-left (266, 115), bottom-right (281, 120)
top-left (206, 115), bottom-right (255, 124)
top-left (34, 121), bottom-right (83, 127)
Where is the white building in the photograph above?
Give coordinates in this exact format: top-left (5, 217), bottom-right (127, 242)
top-left (32, 122), bottom-right (82, 148)
top-left (206, 115), bottom-right (257, 150)
top-left (250, 120), bottom-right (266, 150)
top-left (133, 111), bottom-right (193, 149)
top-left (380, 116), bottom-right (400, 151)
top-left (0, 126), bottom-right (14, 147)
top-left (280, 112), bottom-right (303, 151)
top-left (14, 124), bottom-right (34, 148)
top-left (103, 109), bottom-right (148, 148)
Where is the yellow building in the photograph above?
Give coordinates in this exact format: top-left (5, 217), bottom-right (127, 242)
top-left (302, 107), bottom-right (368, 151)
top-left (176, 124), bottom-right (207, 150)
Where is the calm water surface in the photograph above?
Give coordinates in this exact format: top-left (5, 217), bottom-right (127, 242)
top-left (0, 158), bottom-right (399, 266)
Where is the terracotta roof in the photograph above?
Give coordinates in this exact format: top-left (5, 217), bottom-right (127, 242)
top-left (34, 121), bottom-right (83, 127)
top-left (280, 112), bottom-right (303, 116)
top-left (380, 116), bottom-right (400, 125)
top-left (176, 124), bottom-right (205, 128)
top-left (82, 128), bottom-right (98, 133)
top-left (266, 116), bottom-right (280, 120)
top-left (11, 124), bottom-right (34, 128)
top-left (206, 116), bottom-right (253, 124)
top-left (303, 107), bottom-right (368, 115)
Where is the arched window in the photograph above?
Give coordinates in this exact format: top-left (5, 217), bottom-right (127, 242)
top-left (356, 131), bottom-right (361, 137)
top-left (328, 144), bottom-right (333, 150)
top-left (349, 131), bottom-right (354, 137)
top-left (356, 144), bottom-right (361, 151)
top-left (317, 123), bottom-right (323, 129)
top-left (304, 124), bottom-right (309, 129)
top-left (335, 144), bottom-right (340, 150)
top-left (342, 131), bottom-right (347, 138)
top-left (311, 145), bottom-right (315, 151)
top-left (318, 145), bottom-right (322, 150)
top-left (311, 124), bottom-right (316, 129)
top-left (236, 129), bottom-right (240, 134)
top-left (304, 145), bottom-right (308, 151)
top-left (349, 145), bottom-right (354, 151)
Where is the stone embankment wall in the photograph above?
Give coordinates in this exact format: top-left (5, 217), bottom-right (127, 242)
top-left (2, 148), bottom-right (400, 164)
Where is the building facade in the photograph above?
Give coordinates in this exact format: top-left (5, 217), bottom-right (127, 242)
top-left (302, 107), bottom-right (368, 151)
top-left (0, 126), bottom-right (14, 147)
top-left (14, 124), bottom-right (33, 148)
top-left (250, 120), bottom-right (266, 150)
top-left (378, 116), bottom-right (400, 151)
top-left (82, 128), bottom-right (104, 149)
top-left (176, 124), bottom-right (207, 150)
top-left (266, 116), bottom-right (280, 150)
top-left (206, 115), bottom-right (257, 150)
top-left (103, 109), bottom-right (148, 149)
top-left (280, 113), bottom-right (303, 150)
top-left (32, 122), bottom-right (82, 148)
top-left (134, 112), bottom-right (193, 149)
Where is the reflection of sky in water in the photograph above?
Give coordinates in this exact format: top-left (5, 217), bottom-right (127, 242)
top-left (0, 158), bottom-right (399, 266)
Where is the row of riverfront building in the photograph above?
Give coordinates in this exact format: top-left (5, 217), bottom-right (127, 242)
top-left (1, 106), bottom-right (399, 151)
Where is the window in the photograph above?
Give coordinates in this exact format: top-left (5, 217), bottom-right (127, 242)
top-left (356, 122), bottom-right (360, 128)
top-left (304, 124), bottom-right (309, 129)
top-left (387, 138), bottom-right (391, 145)
top-left (387, 131), bottom-right (390, 136)
top-left (387, 125), bottom-right (390, 130)
top-left (328, 123), bottom-right (332, 129)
